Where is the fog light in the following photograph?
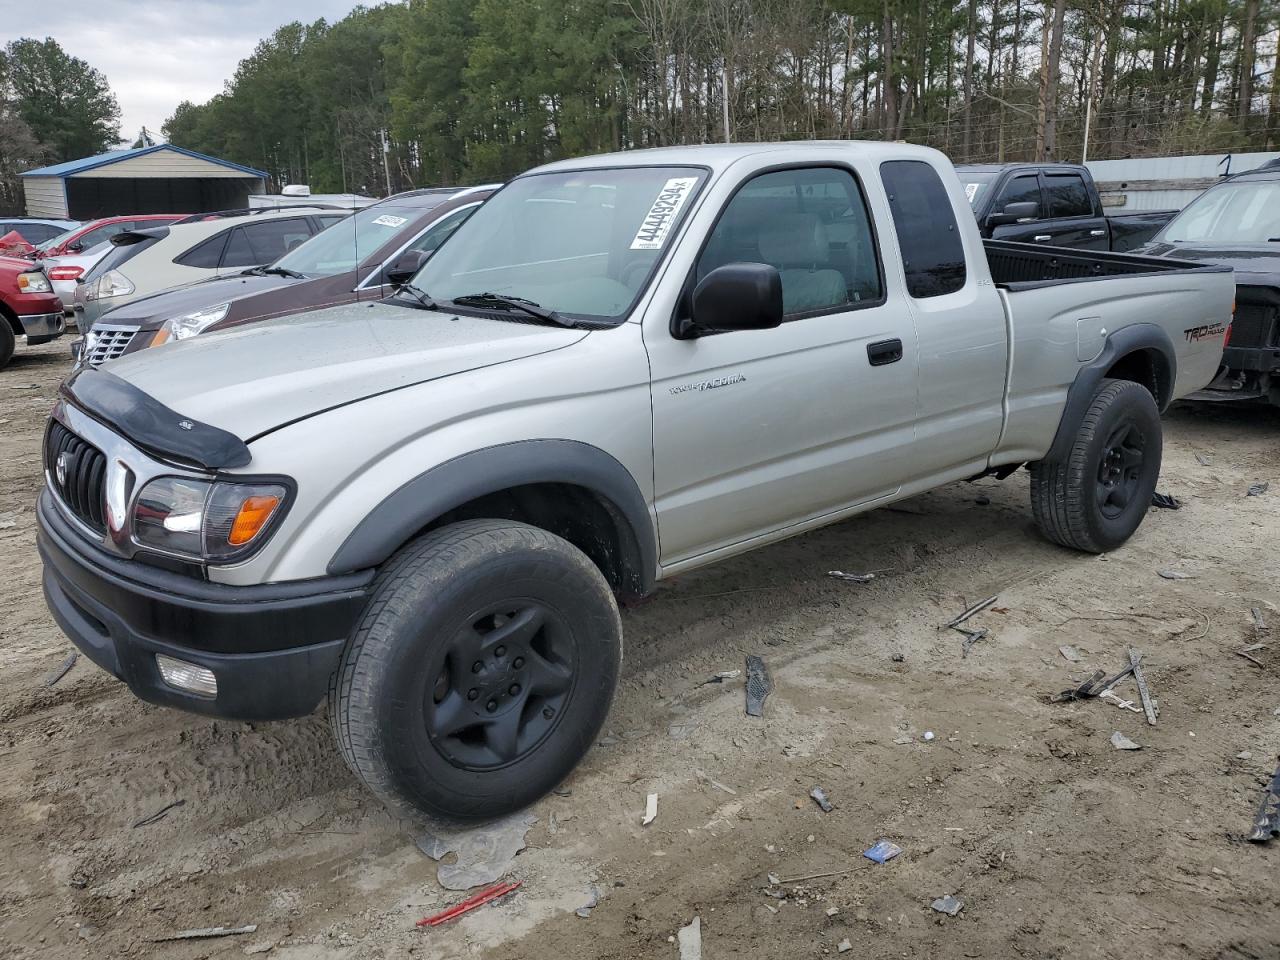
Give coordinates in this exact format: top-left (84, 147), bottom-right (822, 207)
top-left (156, 654), bottom-right (217, 698)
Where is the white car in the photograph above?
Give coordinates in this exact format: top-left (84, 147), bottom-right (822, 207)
top-left (42, 242), bottom-right (115, 315)
top-left (75, 206), bottom-right (349, 328)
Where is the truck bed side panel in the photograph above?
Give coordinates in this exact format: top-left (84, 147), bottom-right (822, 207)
top-left (994, 269), bottom-right (1235, 463)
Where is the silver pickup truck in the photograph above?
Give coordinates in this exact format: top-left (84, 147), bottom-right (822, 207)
top-left (37, 142), bottom-right (1233, 823)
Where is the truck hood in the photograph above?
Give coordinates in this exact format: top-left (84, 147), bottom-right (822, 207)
top-left (99, 271), bottom-right (295, 326)
top-left (104, 300), bottom-right (587, 441)
top-left (1140, 241), bottom-right (1280, 282)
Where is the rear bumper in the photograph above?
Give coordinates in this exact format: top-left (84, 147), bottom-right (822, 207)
top-left (19, 311), bottom-right (65, 344)
top-left (37, 491), bottom-right (373, 720)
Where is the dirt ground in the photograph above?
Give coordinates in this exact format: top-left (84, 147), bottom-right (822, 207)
top-left (2, 338), bottom-right (1279, 960)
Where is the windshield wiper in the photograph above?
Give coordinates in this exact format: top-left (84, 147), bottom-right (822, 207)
top-left (397, 283), bottom-right (442, 311)
top-left (244, 265), bottom-right (306, 279)
top-left (451, 292), bottom-right (578, 328)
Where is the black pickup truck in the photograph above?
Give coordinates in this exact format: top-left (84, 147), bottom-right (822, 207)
top-left (957, 163), bottom-right (1176, 252)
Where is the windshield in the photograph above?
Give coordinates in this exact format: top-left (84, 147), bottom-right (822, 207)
top-left (957, 171), bottom-right (996, 208)
top-left (272, 204), bottom-right (412, 276)
top-left (1161, 179), bottom-right (1280, 243)
top-left (412, 166), bottom-right (707, 322)
top-left (35, 227), bottom-right (79, 252)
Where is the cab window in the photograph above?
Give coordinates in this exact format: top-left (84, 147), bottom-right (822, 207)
top-left (696, 166), bottom-right (882, 317)
top-left (880, 160), bottom-right (967, 298)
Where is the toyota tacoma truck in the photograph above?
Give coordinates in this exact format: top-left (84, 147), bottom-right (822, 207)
top-left (37, 142), bottom-right (1233, 823)
top-left (958, 162), bottom-right (1175, 251)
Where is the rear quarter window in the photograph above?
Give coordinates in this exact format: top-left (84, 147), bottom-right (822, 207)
top-left (175, 231), bottom-right (230, 268)
top-left (879, 160), bottom-right (967, 298)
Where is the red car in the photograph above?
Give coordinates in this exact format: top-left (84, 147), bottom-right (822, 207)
top-left (0, 255), bottom-right (65, 369)
top-left (29, 214), bottom-right (187, 259)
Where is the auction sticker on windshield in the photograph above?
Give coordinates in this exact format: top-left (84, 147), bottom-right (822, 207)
top-left (372, 215), bottom-right (409, 228)
top-left (964, 183), bottom-right (979, 202)
top-left (631, 177), bottom-right (699, 250)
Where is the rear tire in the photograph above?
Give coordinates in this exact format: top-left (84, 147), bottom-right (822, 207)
top-left (0, 321), bottom-right (14, 370)
top-left (329, 519), bottom-right (622, 823)
top-left (1030, 378), bottom-right (1162, 553)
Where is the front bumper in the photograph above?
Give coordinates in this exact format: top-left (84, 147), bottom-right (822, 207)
top-left (37, 491), bottom-right (373, 720)
top-left (19, 311), bottom-right (65, 344)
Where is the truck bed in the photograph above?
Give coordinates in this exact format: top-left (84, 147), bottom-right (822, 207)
top-left (984, 239), bottom-right (1219, 288)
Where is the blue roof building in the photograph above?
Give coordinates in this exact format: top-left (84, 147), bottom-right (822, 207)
top-left (21, 145), bottom-right (268, 220)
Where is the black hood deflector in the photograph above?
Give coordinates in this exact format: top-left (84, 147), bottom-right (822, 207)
top-left (61, 367), bottom-right (251, 470)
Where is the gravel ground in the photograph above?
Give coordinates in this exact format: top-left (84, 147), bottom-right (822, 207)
top-left (1, 338), bottom-right (1278, 959)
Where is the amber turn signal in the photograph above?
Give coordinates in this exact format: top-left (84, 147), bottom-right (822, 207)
top-left (228, 495), bottom-right (282, 545)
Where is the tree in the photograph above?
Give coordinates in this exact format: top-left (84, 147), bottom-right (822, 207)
top-left (3, 38), bottom-right (120, 161)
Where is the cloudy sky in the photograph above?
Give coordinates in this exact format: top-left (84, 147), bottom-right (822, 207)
top-left (2, 0), bottom-right (363, 142)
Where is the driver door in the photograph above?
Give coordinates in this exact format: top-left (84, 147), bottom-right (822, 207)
top-left (645, 165), bottom-right (919, 566)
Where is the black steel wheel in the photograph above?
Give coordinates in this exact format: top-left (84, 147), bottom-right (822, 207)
top-left (330, 519), bottom-right (622, 823)
top-left (1031, 378), bottom-right (1163, 553)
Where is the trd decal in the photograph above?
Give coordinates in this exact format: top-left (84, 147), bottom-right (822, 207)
top-left (1185, 322), bottom-right (1226, 342)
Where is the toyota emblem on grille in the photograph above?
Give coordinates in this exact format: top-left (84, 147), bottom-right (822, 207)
top-left (55, 452), bottom-right (69, 487)
top-left (178, 420), bottom-right (194, 431)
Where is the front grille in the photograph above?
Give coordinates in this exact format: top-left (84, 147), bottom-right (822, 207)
top-left (46, 421), bottom-right (108, 533)
top-left (83, 323), bottom-right (138, 367)
top-left (1232, 301), bottom-right (1277, 350)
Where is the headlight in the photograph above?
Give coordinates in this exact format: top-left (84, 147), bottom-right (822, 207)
top-left (152, 303), bottom-right (230, 346)
top-left (16, 271), bottom-right (52, 293)
top-left (133, 477), bottom-right (289, 561)
top-left (86, 270), bottom-right (134, 301)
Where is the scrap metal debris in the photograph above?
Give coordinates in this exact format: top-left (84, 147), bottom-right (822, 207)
top-left (677, 916), bottom-right (702, 960)
top-left (43, 651), bottom-right (78, 687)
top-left (745, 655), bottom-right (772, 717)
top-left (416, 812), bottom-right (537, 891)
top-left (151, 925), bottom-right (258, 942)
top-left (1051, 660), bottom-right (1140, 704)
top-left (1195, 453), bottom-right (1212, 466)
top-left (931, 895), bottom-right (964, 916)
top-left (575, 884), bottom-right (601, 919)
top-left (699, 670), bottom-right (740, 686)
top-left (1129, 647), bottom-right (1159, 726)
top-left (1247, 759), bottom-right (1280, 843)
top-left (695, 769), bottom-right (737, 795)
top-left (810, 786), bottom-right (834, 813)
top-left (1058, 645), bottom-right (1083, 663)
top-left (642, 793), bottom-right (658, 826)
top-left (863, 839), bottom-right (903, 863)
top-left (1158, 569), bottom-right (1196, 580)
top-left (1110, 731), bottom-right (1142, 751)
top-left (945, 595), bottom-right (999, 629)
top-left (958, 627), bottom-right (989, 658)
top-left (1237, 644), bottom-right (1267, 668)
top-left (1250, 608), bottom-right (1268, 632)
top-left (1247, 482), bottom-right (1269, 497)
top-left (827, 570), bottom-right (878, 583)
top-left (132, 799), bottom-right (186, 829)
top-left (1150, 492), bottom-right (1181, 510)
top-left (416, 880), bottom-right (523, 927)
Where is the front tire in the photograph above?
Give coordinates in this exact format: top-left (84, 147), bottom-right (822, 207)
top-left (330, 519), bottom-right (622, 823)
top-left (1030, 378), bottom-right (1163, 553)
top-left (0, 321), bottom-right (14, 370)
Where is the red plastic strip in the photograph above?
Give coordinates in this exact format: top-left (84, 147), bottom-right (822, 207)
top-left (416, 880), bottom-right (523, 928)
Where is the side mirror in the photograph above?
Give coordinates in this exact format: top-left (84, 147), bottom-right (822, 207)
top-left (988, 200), bottom-right (1040, 227)
top-left (66, 241), bottom-right (83, 253)
top-left (385, 250), bottom-right (427, 287)
top-left (675, 263), bottom-right (784, 339)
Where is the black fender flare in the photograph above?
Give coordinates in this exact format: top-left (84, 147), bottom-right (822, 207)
top-left (1042, 322), bottom-right (1176, 464)
top-left (327, 439), bottom-right (657, 594)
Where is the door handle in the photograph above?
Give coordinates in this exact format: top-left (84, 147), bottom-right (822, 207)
top-left (867, 338), bottom-right (903, 366)
top-left (1033, 234), bottom-right (1052, 242)
top-left (1089, 229), bottom-right (1107, 236)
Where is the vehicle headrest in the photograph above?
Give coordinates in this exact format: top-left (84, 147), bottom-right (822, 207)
top-left (757, 212), bottom-right (828, 267)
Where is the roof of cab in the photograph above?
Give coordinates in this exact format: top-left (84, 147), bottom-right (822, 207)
top-left (525, 140), bottom-right (944, 176)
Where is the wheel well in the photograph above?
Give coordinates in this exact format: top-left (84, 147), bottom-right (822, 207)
top-left (0, 302), bottom-right (21, 336)
top-left (1104, 348), bottom-right (1171, 409)
top-left (424, 482), bottom-right (647, 598)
